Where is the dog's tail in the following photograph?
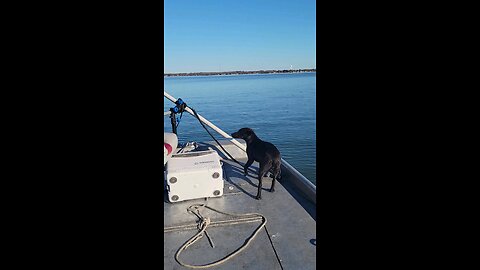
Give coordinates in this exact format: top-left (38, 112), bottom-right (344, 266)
top-left (272, 159), bottom-right (282, 180)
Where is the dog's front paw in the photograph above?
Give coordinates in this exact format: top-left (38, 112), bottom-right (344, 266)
top-left (255, 195), bottom-right (262, 200)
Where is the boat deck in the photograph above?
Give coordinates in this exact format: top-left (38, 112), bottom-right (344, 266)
top-left (164, 141), bottom-right (316, 269)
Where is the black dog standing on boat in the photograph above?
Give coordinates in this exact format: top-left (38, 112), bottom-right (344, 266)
top-left (231, 128), bottom-right (281, 200)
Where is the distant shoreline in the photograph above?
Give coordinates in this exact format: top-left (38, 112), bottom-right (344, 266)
top-left (164, 69), bottom-right (316, 77)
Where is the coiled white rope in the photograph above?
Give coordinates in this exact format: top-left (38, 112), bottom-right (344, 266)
top-left (175, 204), bottom-right (267, 269)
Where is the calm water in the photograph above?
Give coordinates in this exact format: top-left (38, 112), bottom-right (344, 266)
top-left (164, 73), bottom-right (316, 184)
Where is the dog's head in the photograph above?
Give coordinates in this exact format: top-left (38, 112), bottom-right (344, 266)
top-left (231, 128), bottom-right (255, 142)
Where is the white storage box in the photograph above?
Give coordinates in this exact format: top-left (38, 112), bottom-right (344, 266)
top-left (165, 150), bottom-right (223, 203)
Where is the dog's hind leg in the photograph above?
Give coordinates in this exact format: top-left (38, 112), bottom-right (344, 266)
top-left (256, 161), bottom-right (272, 200)
top-left (270, 173), bottom-right (276, 193)
top-left (270, 162), bottom-right (281, 192)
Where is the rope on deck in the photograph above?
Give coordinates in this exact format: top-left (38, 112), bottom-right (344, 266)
top-left (175, 204), bottom-right (267, 269)
top-left (164, 216), bottom-right (264, 233)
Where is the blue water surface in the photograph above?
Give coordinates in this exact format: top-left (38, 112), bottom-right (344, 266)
top-left (164, 73), bottom-right (317, 184)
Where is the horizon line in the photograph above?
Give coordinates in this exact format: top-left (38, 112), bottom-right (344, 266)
top-left (164, 68), bottom-right (316, 75)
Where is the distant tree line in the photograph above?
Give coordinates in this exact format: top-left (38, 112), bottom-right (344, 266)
top-left (164, 69), bottom-right (316, 77)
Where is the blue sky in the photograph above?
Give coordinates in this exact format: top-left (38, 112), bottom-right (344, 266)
top-left (164, 0), bottom-right (316, 73)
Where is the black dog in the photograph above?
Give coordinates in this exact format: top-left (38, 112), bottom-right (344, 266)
top-left (231, 128), bottom-right (281, 200)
